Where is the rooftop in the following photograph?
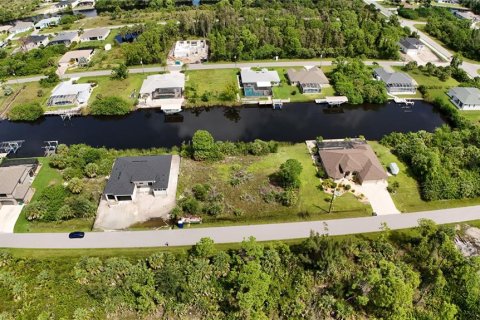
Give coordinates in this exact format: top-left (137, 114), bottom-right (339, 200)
top-left (399, 37), bottom-right (423, 50)
top-left (26, 35), bottom-right (49, 44)
top-left (80, 28), bottom-right (110, 39)
top-left (0, 165), bottom-right (32, 195)
top-left (59, 49), bottom-right (93, 63)
top-left (374, 68), bottom-right (416, 85)
top-left (35, 17), bottom-right (61, 27)
top-left (10, 21), bottom-right (33, 31)
top-left (240, 68), bottom-right (280, 85)
top-left (104, 155), bottom-right (173, 195)
top-left (287, 66), bottom-right (329, 85)
top-left (51, 81), bottom-right (91, 97)
top-left (448, 87), bottom-right (480, 105)
top-left (139, 73), bottom-right (186, 94)
top-left (51, 31), bottom-right (78, 43)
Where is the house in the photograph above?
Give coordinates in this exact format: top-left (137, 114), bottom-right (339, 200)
top-left (398, 38), bottom-right (425, 56)
top-left (58, 49), bottom-right (94, 67)
top-left (373, 68), bottom-right (417, 94)
top-left (171, 39), bottom-right (208, 64)
top-left (318, 139), bottom-right (388, 184)
top-left (49, 31), bottom-right (79, 47)
top-left (139, 73), bottom-right (185, 106)
top-left (447, 87), bottom-right (480, 110)
top-left (286, 66), bottom-right (329, 93)
top-left (8, 21), bottom-right (34, 35)
top-left (47, 81), bottom-right (93, 107)
top-left (436, 0), bottom-right (459, 3)
top-left (75, 0), bottom-right (96, 9)
top-left (0, 25), bottom-right (12, 33)
top-left (80, 28), bottom-right (110, 42)
top-left (0, 158), bottom-right (38, 205)
top-left (103, 155), bottom-right (173, 202)
top-left (22, 35), bottom-right (49, 51)
top-left (454, 10), bottom-right (480, 23)
top-left (34, 16), bottom-right (61, 30)
top-left (240, 68), bottom-right (280, 97)
top-left (56, 0), bottom-right (80, 9)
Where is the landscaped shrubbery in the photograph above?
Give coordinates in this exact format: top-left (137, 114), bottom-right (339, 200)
top-left (90, 96), bottom-right (132, 115)
top-left (7, 102), bottom-right (44, 121)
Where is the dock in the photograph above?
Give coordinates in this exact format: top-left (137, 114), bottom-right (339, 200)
top-left (315, 96), bottom-right (349, 106)
top-left (393, 96), bottom-right (414, 106)
top-left (0, 140), bottom-right (25, 158)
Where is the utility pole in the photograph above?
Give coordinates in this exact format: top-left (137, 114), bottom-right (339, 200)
top-left (328, 190), bottom-right (341, 213)
top-left (140, 59), bottom-right (145, 74)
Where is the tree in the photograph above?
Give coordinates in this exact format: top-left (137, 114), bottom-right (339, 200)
top-left (39, 71), bottom-right (60, 88)
top-left (84, 163), bottom-right (98, 178)
top-left (67, 177), bottom-right (84, 194)
top-left (191, 130), bottom-right (222, 161)
top-left (277, 159), bottom-right (303, 189)
top-left (191, 237), bottom-right (216, 258)
top-left (450, 53), bottom-right (463, 69)
top-left (111, 63), bottom-right (129, 80)
top-left (8, 102), bottom-right (44, 121)
top-left (90, 96), bottom-right (131, 115)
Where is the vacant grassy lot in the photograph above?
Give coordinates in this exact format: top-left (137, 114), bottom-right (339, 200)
top-left (185, 68), bottom-right (239, 107)
top-left (178, 143), bottom-right (371, 226)
top-left (370, 141), bottom-right (480, 212)
top-left (77, 74), bottom-right (146, 107)
top-left (0, 82), bottom-right (51, 117)
top-left (460, 110), bottom-right (480, 125)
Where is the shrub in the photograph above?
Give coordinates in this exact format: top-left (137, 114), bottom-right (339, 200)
top-left (111, 63), bottom-right (129, 80)
top-left (192, 130), bottom-right (223, 161)
top-left (24, 202), bottom-right (47, 221)
top-left (277, 159), bottom-right (303, 189)
top-left (66, 196), bottom-right (96, 218)
top-left (62, 167), bottom-right (83, 181)
top-left (181, 197), bottom-right (201, 214)
top-left (67, 178), bottom-right (84, 194)
top-left (90, 96), bottom-right (131, 116)
top-left (37, 185), bottom-right (68, 220)
top-left (277, 190), bottom-right (298, 207)
top-left (192, 184), bottom-right (210, 201)
top-left (39, 71), bottom-right (60, 88)
top-left (249, 139), bottom-right (270, 156)
top-left (84, 163), bottom-right (99, 178)
top-left (203, 202), bottom-right (223, 216)
top-left (8, 102), bottom-right (44, 121)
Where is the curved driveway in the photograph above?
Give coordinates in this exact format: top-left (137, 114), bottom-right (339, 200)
top-left (0, 206), bottom-right (479, 248)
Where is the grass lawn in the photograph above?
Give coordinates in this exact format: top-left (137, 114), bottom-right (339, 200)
top-left (393, 66), bottom-right (459, 88)
top-left (77, 74), bottom-right (146, 107)
top-left (370, 141), bottom-right (480, 212)
top-left (177, 143), bottom-right (371, 227)
top-left (0, 82), bottom-right (52, 117)
top-left (185, 68), bottom-right (239, 107)
top-left (460, 110), bottom-right (480, 125)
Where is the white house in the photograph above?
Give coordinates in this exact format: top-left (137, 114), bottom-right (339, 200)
top-left (399, 38), bottom-right (425, 56)
top-left (240, 68), bottom-right (280, 97)
top-left (447, 87), bottom-right (480, 110)
top-left (139, 73), bottom-right (185, 113)
top-left (374, 68), bottom-right (417, 95)
top-left (80, 28), bottom-right (110, 42)
top-left (34, 17), bottom-right (61, 30)
top-left (58, 49), bottom-right (94, 67)
top-left (47, 81), bottom-right (93, 107)
top-left (8, 21), bottom-right (34, 35)
top-left (49, 31), bottom-right (79, 47)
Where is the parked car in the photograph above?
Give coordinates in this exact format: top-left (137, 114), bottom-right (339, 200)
top-left (68, 231), bottom-right (85, 239)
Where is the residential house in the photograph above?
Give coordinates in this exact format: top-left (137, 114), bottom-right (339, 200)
top-left (171, 39), bottom-right (208, 64)
top-left (34, 16), bottom-right (61, 30)
top-left (56, 0), bottom-right (80, 10)
top-left (47, 81), bottom-right (93, 107)
top-left (318, 139), bottom-right (388, 185)
top-left (49, 31), bottom-right (79, 47)
top-left (75, 0), bottom-right (96, 9)
top-left (58, 49), bottom-right (94, 67)
top-left (373, 67), bottom-right (417, 94)
top-left (286, 66), bottom-right (329, 93)
top-left (103, 155), bottom-right (173, 202)
top-left (80, 28), bottom-right (110, 42)
top-left (240, 68), bottom-right (280, 97)
top-left (21, 35), bottom-right (49, 51)
top-left (139, 73), bottom-right (185, 105)
top-left (447, 87), bottom-right (480, 110)
top-left (8, 21), bottom-right (34, 35)
top-left (399, 38), bottom-right (425, 56)
top-left (0, 158), bottom-right (38, 205)
top-left (454, 10), bottom-right (480, 26)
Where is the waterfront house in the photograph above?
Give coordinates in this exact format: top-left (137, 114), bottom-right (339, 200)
top-left (0, 158), bottom-right (38, 205)
top-left (34, 17), bottom-right (61, 30)
top-left (8, 21), bottom-right (34, 35)
top-left (139, 73), bottom-right (185, 112)
top-left (56, 0), bottom-right (80, 10)
top-left (398, 38), bottom-right (425, 56)
top-left (58, 49), bottom-right (94, 67)
top-left (22, 35), bottom-right (49, 51)
top-left (447, 87), bottom-right (480, 110)
top-left (80, 28), bottom-right (110, 42)
top-left (318, 139), bottom-right (387, 185)
top-left (286, 66), bottom-right (329, 93)
top-left (47, 81), bottom-right (93, 107)
top-left (49, 31), bottom-right (79, 47)
top-left (240, 68), bottom-right (280, 97)
top-left (103, 155), bottom-right (173, 202)
top-left (373, 68), bottom-right (417, 94)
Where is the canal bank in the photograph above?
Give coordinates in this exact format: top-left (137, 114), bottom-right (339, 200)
top-left (0, 101), bottom-right (446, 158)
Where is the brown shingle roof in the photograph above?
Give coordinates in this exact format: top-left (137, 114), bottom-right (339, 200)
top-left (319, 142), bottom-right (387, 183)
top-left (287, 67), bottom-right (329, 86)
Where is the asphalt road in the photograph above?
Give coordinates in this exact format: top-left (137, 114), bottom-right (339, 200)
top-left (1, 206), bottom-right (479, 248)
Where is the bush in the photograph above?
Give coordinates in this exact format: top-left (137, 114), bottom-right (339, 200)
top-left (192, 130), bottom-right (223, 161)
top-left (84, 163), bottom-right (99, 178)
top-left (67, 178), bottom-right (84, 194)
top-left (66, 196), bottom-right (96, 218)
top-left (181, 197), bottom-right (201, 214)
top-left (39, 71), bottom-right (60, 88)
top-left (192, 184), bottom-right (210, 201)
top-left (111, 63), bottom-right (129, 80)
top-left (62, 167), bottom-right (83, 181)
top-left (8, 102), bottom-right (44, 121)
top-left (37, 185), bottom-right (68, 220)
top-left (277, 159), bottom-right (303, 189)
top-left (90, 96), bottom-right (131, 116)
top-left (24, 202), bottom-right (47, 221)
top-left (203, 202), bottom-right (223, 216)
top-left (249, 139), bottom-right (270, 156)
top-left (277, 190), bottom-right (298, 207)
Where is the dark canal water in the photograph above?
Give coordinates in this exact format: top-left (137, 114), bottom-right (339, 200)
top-left (0, 101), bottom-right (446, 157)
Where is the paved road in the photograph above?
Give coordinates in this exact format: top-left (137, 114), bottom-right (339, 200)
top-left (1, 206), bottom-right (479, 248)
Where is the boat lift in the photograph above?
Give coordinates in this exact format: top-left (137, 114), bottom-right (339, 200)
top-left (42, 141), bottom-right (59, 156)
top-left (0, 140), bottom-right (25, 157)
top-left (315, 96), bottom-right (349, 106)
top-left (393, 96), bottom-right (414, 106)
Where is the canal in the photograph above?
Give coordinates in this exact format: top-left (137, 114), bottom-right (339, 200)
top-left (0, 101), bottom-right (446, 157)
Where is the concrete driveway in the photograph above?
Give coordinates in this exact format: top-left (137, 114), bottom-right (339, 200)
top-left (94, 155), bottom-right (180, 230)
top-left (358, 181), bottom-right (400, 215)
top-left (0, 205), bottom-right (23, 233)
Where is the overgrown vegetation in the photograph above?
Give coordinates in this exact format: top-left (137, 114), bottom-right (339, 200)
top-left (0, 0), bottom-right (40, 23)
top-left (1, 221), bottom-right (479, 319)
top-left (7, 102), bottom-right (43, 121)
top-left (89, 96), bottom-right (132, 115)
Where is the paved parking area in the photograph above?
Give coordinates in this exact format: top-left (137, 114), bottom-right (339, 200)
top-left (0, 205), bottom-right (23, 233)
top-left (357, 181), bottom-right (400, 215)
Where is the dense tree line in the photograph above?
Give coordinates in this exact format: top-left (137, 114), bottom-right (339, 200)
top-left (0, 0), bottom-right (39, 24)
top-left (0, 221), bottom-right (479, 319)
top-left (461, 0), bottom-right (480, 14)
top-left (425, 8), bottom-right (480, 61)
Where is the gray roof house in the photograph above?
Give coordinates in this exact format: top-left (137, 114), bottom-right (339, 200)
top-left (0, 159), bottom-right (38, 205)
top-left (398, 38), bottom-right (425, 55)
top-left (22, 35), bottom-right (49, 51)
top-left (8, 21), bottom-right (34, 35)
top-left (447, 87), bottom-right (480, 110)
top-left (49, 31), bottom-right (79, 47)
top-left (34, 17), bottom-right (61, 30)
top-left (287, 66), bottom-right (329, 93)
top-left (240, 68), bottom-right (280, 97)
top-left (80, 28), bottom-right (111, 42)
top-left (374, 68), bottom-right (417, 94)
top-left (104, 155), bottom-right (173, 202)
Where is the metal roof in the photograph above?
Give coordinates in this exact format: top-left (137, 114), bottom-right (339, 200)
top-left (448, 87), bottom-right (480, 105)
top-left (104, 156), bottom-right (173, 196)
top-left (374, 68), bottom-right (416, 86)
top-left (240, 68), bottom-right (280, 84)
top-left (399, 38), bottom-right (423, 50)
top-left (140, 73), bottom-right (185, 94)
top-left (51, 81), bottom-right (91, 97)
top-left (35, 17), bottom-right (60, 27)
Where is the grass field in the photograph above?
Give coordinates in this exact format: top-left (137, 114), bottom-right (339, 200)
top-left (0, 82), bottom-right (51, 117)
top-left (370, 141), bottom-right (480, 212)
top-left (177, 143), bottom-right (372, 227)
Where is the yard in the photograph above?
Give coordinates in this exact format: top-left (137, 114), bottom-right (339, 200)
top-left (185, 68), bottom-right (240, 107)
top-left (0, 82), bottom-right (51, 117)
top-left (370, 141), bottom-right (480, 212)
top-left (177, 143), bottom-right (371, 227)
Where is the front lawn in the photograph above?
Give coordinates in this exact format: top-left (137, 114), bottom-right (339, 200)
top-left (177, 143), bottom-right (371, 227)
top-left (370, 141), bottom-right (480, 212)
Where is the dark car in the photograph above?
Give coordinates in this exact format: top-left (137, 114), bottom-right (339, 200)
top-left (68, 231), bottom-right (85, 239)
